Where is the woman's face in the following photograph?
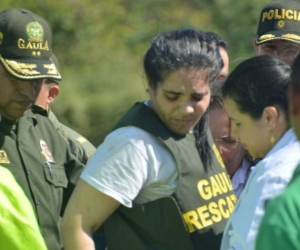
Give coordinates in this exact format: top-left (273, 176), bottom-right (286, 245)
top-left (149, 68), bottom-right (210, 135)
top-left (224, 98), bottom-right (270, 159)
top-left (209, 106), bottom-right (245, 177)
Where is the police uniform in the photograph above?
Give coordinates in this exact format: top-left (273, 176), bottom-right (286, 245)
top-left (32, 105), bottom-right (96, 165)
top-left (0, 110), bottom-right (84, 249)
top-left (102, 102), bottom-right (237, 250)
top-left (0, 8), bottom-right (85, 250)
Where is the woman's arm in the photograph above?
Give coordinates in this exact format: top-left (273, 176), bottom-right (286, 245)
top-left (61, 179), bottom-right (120, 250)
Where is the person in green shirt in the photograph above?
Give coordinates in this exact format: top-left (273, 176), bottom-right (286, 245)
top-left (0, 8), bottom-right (85, 250)
top-left (255, 49), bottom-right (300, 250)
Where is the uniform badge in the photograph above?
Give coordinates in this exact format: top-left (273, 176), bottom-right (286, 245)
top-left (40, 140), bottom-right (55, 163)
top-left (277, 20), bottom-right (285, 28)
top-left (0, 150), bottom-right (10, 164)
top-left (26, 21), bottom-right (44, 43)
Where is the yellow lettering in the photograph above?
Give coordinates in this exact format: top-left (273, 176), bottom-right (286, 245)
top-left (183, 210), bottom-right (203, 233)
top-left (197, 205), bottom-right (213, 228)
top-left (221, 172), bottom-right (233, 191)
top-left (43, 40), bottom-right (49, 50)
top-left (282, 9), bottom-right (285, 19)
top-left (298, 12), bottom-right (300, 21)
top-left (218, 198), bottom-right (230, 219)
top-left (208, 202), bottom-right (222, 223)
top-left (210, 176), bottom-right (223, 197)
top-left (33, 43), bottom-right (40, 49)
top-left (26, 42), bottom-right (33, 49)
top-left (262, 12), bottom-right (268, 22)
top-left (295, 10), bottom-right (297, 20)
top-left (215, 174), bottom-right (228, 193)
top-left (286, 10), bottom-right (293, 19)
top-left (268, 10), bottom-right (274, 20)
top-left (18, 39), bottom-right (25, 49)
top-left (197, 179), bottom-right (212, 200)
top-left (16, 39), bottom-right (49, 50)
top-left (274, 9), bottom-right (282, 19)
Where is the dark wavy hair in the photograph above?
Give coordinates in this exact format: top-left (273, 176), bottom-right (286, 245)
top-left (222, 55), bottom-right (291, 123)
top-left (143, 29), bottom-right (223, 170)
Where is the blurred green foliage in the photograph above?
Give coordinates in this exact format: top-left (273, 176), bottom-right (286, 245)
top-left (2, 0), bottom-right (272, 146)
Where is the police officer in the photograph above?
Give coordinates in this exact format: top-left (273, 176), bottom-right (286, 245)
top-left (32, 54), bottom-right (96, 165)
top-left (254, 0), bottom-right (300, 65)
top-left (31, 54), bottom-right (107, 250)
top-left (0, 8), bottom-right (85, 250)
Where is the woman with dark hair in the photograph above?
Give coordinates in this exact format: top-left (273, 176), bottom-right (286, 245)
top-left (61, 29), bottom-right (236, 250)
top-left (220, 55), bottom-right (300, 250)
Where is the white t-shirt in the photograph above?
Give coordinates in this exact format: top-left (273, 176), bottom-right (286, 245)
top-left (81, 126), bottom-right (178, 208)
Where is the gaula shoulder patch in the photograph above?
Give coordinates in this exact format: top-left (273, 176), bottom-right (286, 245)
top-left (0, 150), bottom-right (10, 164)
top-left (40, 140), bottom-right (55, 163)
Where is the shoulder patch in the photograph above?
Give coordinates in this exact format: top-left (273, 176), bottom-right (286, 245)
top-left (0, 150), bottom-right (10, 164)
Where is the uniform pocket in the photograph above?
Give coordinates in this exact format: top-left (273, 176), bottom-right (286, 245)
top-left (44, 163), bottom-right (68, 188)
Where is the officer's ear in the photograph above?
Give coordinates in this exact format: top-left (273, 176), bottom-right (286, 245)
top-left (48, 84), bottom-right (60, 104)
top-left (253, 38), bottom-right (259, 54)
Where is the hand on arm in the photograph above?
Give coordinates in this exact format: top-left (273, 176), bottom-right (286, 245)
top-left (61, 179), bottom-right (120, 250)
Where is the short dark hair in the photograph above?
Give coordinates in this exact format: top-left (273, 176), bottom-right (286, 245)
top-left (222, 55), bottom-right (291, 122)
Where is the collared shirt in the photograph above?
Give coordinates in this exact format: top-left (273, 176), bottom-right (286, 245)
top-left (231, 159), bottom-right (251, 198)
top-left (220, 128), bottom-right (300, 250)
top-left (0, 110), bottom-right (84, 250)
top-left (32, 105), bottom-right (96, 165)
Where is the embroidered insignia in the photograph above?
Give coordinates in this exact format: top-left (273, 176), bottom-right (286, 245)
top-left (0, 32), bottom-right (3, 44)
top-left (40, 140), bottom-right (55, 163)
top-left (26, 21), bottom-right (44, 43)
top-left (277, 20), bottom-right (285, 28)
top-left (43, 63), bottom-right (59, 75)
top-left (282, 33), bottom-right (300, 41)
top-left (259, 34), bottom-right (275, 41)
top-left (5, 59), bottom-right (40, 75)
top-left (0, 150), bottom-right (10, 164)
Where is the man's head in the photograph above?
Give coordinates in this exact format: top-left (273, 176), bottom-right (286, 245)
top-left (206, 32), bottom-right (229, 81)
top-left (35, 54), bottom-right (61, 111)
top-left (0, 8), bottom-right (61, 120)
top-left (254, 0), bottom-right (300, 65)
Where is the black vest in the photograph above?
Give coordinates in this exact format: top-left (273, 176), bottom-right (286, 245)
top-left (103, 102), bottom-right (236, 250)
